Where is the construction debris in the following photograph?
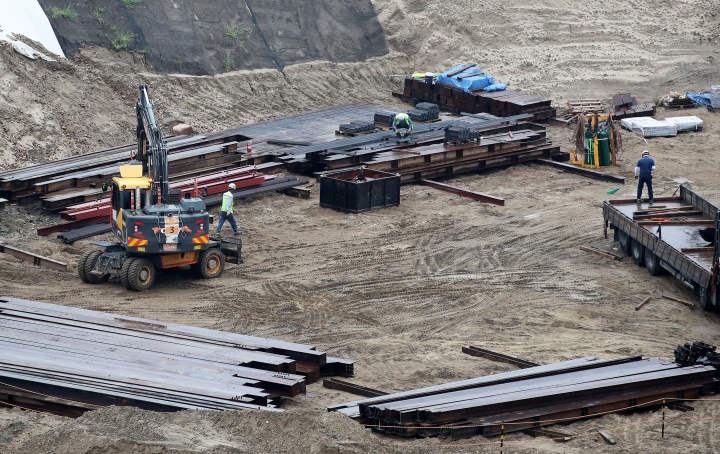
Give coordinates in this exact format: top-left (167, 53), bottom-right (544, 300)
top-left (0, 296), bottom-right (354, 417)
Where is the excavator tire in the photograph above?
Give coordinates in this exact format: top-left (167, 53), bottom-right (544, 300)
top-left (83, 250), bottom-right (109, 284)
top-left (120, 257), bottom-right (137, 290)
top-left (126, 258), bottom-right (156, 291)
top-left (194, 248), bottom-right (225, 279)
top-left (78, 250), bottom-right (92, 283)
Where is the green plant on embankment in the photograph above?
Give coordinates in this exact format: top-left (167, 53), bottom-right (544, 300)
top-left (93, 7), bottom-right (106, 25)
top-left (50, 6), bottom-right (77, 20)
top-left (122, 0), bottom-right (144, 10)
top-left (225, 23), bottom-right (248, 45)
top-left (224, 51), bottom-right (234, 72)
top-left (110, 25), bottom-right (135, 51)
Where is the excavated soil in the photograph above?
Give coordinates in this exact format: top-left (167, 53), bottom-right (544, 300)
top-left (2, 0), bottom-right (720, 452)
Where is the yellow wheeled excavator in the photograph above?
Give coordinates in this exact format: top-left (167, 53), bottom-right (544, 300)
top-left (78, 84), bottom-right (232, 291)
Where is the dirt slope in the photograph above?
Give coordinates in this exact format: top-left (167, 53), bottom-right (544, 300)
top-left (2, 0), bottom-right (720, 453)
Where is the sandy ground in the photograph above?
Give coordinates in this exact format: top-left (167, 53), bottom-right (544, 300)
top-left (2, 0), bottom-right (720, 452)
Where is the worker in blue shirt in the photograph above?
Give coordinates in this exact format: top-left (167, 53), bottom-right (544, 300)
top-left (635, 150), bottom-right (656, 204)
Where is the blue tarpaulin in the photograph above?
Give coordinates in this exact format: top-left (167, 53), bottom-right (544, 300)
top-left (483, 83), bottom-right (507, 92)
top-left (436, 64), bottom-right (497, 93)
top-left (686, 92), bottom-right (712, 107)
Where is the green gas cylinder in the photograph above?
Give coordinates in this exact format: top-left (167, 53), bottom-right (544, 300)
top-left (598, 129), bottom-right (611, 166)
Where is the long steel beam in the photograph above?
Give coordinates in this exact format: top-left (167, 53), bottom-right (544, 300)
top-left (419, 180), bottom-right (505, 206)
top-left (0, 243), bottom-right (67, 271)
top-left (461, 346), bottom-right (538, 368)
top-left (535, 159), bottom-right (626, 183)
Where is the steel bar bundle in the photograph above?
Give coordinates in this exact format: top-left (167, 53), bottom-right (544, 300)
top-left (0, 296), bottom-right (353, 416)
top-left (338, 121), bottom-right (376, 133)
top-left (329, 356), bottom-right (717, 439)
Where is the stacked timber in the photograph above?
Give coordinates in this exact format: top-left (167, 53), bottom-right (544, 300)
top-left (329, 356), bottom-right (717, 439)
top-left (398, 77), bottom-right (556, 121)
top-left (0, 296), bottom-right (353, 417)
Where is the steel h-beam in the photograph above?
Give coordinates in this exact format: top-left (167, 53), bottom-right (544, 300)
top-left (420, 180), bottom-right (505, 206)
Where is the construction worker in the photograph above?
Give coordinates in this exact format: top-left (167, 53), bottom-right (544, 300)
top-left (393, 113), bottom-right (413, 139)
top-left (635, 150), bottom-right (655, 204)
top-left (216, 183), bottom-right (240, 236)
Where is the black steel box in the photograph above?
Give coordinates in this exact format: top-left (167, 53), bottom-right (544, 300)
top-left (319, 168), bottom-right (400, 213)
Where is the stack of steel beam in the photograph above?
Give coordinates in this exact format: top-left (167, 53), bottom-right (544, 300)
top-left (0, 296), bottom-right (353, 417)
top-left (0, 134), bottom-right (266, 207)
top-left (284, 113), bottom-right (565, 178)
top-left (398, 78), bottom-right (556, 121)
top-left (329, 356), bottom-right (717, 439)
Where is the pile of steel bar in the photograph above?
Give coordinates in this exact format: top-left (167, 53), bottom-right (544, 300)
top-left (329, 356), bottom-right (717, 439)
top-left (0, 296), bottom-right (353, 417)
top-left (398, 78), bottom-right (556, 121)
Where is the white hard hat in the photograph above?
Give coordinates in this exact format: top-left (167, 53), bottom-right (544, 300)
top-left (397, 113), bottom-right (408, 120)
top-left (642, 150), bottom-right (649, 156)
top-left (228, 183), bottom-right (236, 190)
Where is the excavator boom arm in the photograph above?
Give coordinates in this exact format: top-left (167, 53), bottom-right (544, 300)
top-left (136, 83), bottom-right (169, 204)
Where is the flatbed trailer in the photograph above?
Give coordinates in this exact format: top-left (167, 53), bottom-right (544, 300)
top-left (603, 185), bottom-right (720, 310)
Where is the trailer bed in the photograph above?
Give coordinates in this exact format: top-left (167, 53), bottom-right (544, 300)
top-left (603, 185), bottom-right (720, 309)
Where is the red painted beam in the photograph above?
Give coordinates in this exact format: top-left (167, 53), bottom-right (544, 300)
top-left (37, 216), bottom-right (108, 236)
top-left (419, 179), bottom-right (505, 206)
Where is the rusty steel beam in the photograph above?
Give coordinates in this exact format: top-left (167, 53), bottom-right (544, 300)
top-left (419, 179), bottom-right (505, 206)
top-left (0, 243), bottom-right (67, 271)
top-left (535, 159), bottom-right (626, 183)
top-left (461, 346), bottom-right (539, 368)
top-left (37, 216), bottom-right (108, 236)
top-left (323, 378), bottom-right (387, 398)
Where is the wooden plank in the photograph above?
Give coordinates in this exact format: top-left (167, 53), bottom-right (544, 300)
top-left (662, 295), bottom-right (695, 308)
top-left (446, 64), bottom-right (476, 77)
top-left (633, 211), bottom-right (702, 220)
top-left (680, 247), bottom-right (713, 253)
top-left (635, 297), bottom-right (652, 311)
top-left (637, 220), bottom-right (714, 226)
